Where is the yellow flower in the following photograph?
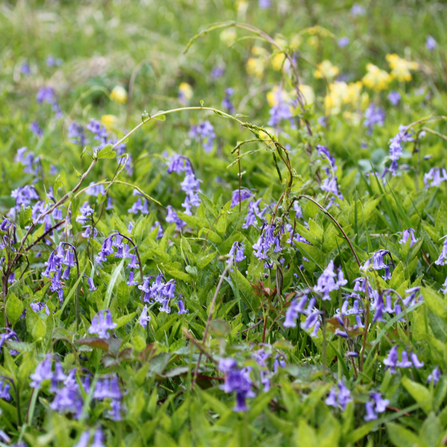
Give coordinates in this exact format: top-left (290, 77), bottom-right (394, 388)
top-left (236, 0), bottom-right (248, 19)
top-left (246, 47), bottom-right (268, 77)
top-left (179, 82), bottom-right (193, 104)
top-left (101, 115), bottom-right (117, 130)
top-left (110, 85), bottom-right (127, 104)
top-left (324, 81), bottom-right (364, 115)
top-left (220, 28), bottom-right (237, 46)
top-left (290, 85), bottom-right (315, 106)
top-left (386, 54), bottom-right (418, 82)
top-left (314, 60), bottom-right (339, 80)
top-left (271, 53), bottom-right (287, 71)
top-left (362, 64), bottom-right (392, 91)
top-left (345, 81), bottom-right (362, 105)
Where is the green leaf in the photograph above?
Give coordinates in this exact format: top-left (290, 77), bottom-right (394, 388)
top-left (401, 376), bottom-right (432, 415)
top-left (32, 318), bottom-right (46, 341)
top-left (5, 293), bottom-right (23, 326)
top-left (154, 112), bottom-right (166, 121)
top-left (104, 260), bottom-right (125, 309)
top-left (386, 422), bottom-right (419, 447)
top-left (19, 206), bottom-right (32, 228)
top-left (161, 264), bottom-right (193, 283)
top-left (96, 144), bottom-right (116, 159)
top-left (421, 286), bottom-right (447, 322)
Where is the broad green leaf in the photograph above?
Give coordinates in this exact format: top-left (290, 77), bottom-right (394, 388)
top-left (5, 293), bottom-right (23, 326)
top-left (386, 422), bottom-right (419, 447)
top-left (421, 286), bottom-right (447, 322)
top-left (401, 376), bottom-right (432, 415)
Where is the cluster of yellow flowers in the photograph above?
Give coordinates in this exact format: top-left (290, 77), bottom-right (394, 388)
top-left (267, 85), bottom-right (315, 108)
top-left (362, 64), bottom-right (392, 91)
top-left (324, 81), bottom-right (366, 117)
top-left (246, 46), bottom-right (269, 78)
top-left (314, 60), bottom-right (340, 80)
top-left (178, 82), bottom-right (193, 105)
top-left (386, 53), bottom-right (419, 81)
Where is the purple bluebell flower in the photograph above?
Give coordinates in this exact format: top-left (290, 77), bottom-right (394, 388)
top-left (0, 379), bottom-right (11, 400)
top-left (68, 122), bottom-right (86, 146)
top-left (212, 66), bottom-right (225, 78)
top-left (87, 277), bottom-right (97, 291)
top-left (167, 154), bottom-right (193, 175)
top-left (220, 361), bottom-right (255, 412)
top-left (138, 305), bottom-right (151, 328)
top-left (362, 249), bottom-right (393, 280)
top-left (50, 386), bottom-right (83, 418)
top-left (426, 35), bottom-right (437, 51)
top-left (364, 392), bottom-right (389, 421)
top-left (397, 351), bottom-right (412, 368)
top-left (317, 145), bottom-right (337, 170)
top-left (321, 174), bottom-right (343, 200)
top-left (36, 87), bottom-right (56, 104)
top-left (166, 206), bottom-right (186, 231)
top-left (399, 228), bottom-right (418, 246)
top-left (74, 431), bottom-right (91, 447)
top-left (189, 121), bottom-right (216, 153)
top-left (30, 355), bottom-right (54, 388)
top-left (424, 167), bottom-right (447, 189)
top-left (441, 277), bottom-right (447, 294)
top-left (388, 91), bottom-right (401, 105)
top-left (91, 428), bottom-right (106, 447)
top-left (268, 88), bottom-right (294, 128)
top-left (29, 121), bottom-right (43, 137)
top-left (338, 37), bottom-right (350, 48)
top-left (388, 125), bottom-right (414, 175)
top-left (177, 299), bottom-right (189, 315)
top-left (231, 188), bottom-right (253, 208)
top-left (21, 63), bottom-right (30, 75)
top-left (159, 298), bottom-right (171, 313)
top-left (435, 238), bottom-right (447, 266)
top-left (46, 55), bottom-right (62, 66)
top-left (11, 184), bottom-right (39, 208)
top-left (242, 198), bottom-right (266, 229)
top-left (259, 0), bottom-right (270, 7)
top-left (410, 352), bottom-right (424, 368)
top-left (88, 309), bottom-right (117, 339)
top-left (253, 224), bottom-right (282, 261)
top-left (151, 221), bottom-right (164, 239)
top-left (350, 3), bottom-right (365, 16)
top-left (314, 260), bottom-right (347, 300)
top-left (363, 104), bottom-right (385, 135)
top-left (227, 241), bottom-right (246, 270)
top-left (325, 381), bottom-right (352, 411)
top-left (126, 270), bottom-right (138, 286)
top-left (383, 345), bottom-right (398, 374)
top-left (222, 88), bottom-right (235, 114)
top-left (427, 366), bottom-right (442, 385)
top-left (30, 302), bottom-right (50, 316)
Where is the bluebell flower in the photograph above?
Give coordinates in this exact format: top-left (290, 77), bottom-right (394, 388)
top-left (29, 121), bottom-right (43, 137)
top-left (151, 221), bottom-right (164, 239)
top-left (30, 355), bottom-right (54, 389)
top-left (189, 121), bottom-right (216, 153)
top-left (325, 381), bottom-right (352, 411)
top-left (0, 379), bottom-right (11, 400)
top-left (424, 167), bottom-right (447, 189)
top-left (242, 199), bottom-right (266, 229)
top-left (88, 309), bottom-right (117, 339)
top-left (426, 35), bottom-right (437, 51)
top-left (427, 366), bottom-right (442, 385)
top-left (159, 297), bottom-right (171, 313)
top-left (388, 91), bottom-right (401, 105)
top-left (253, 224), bottom-right (282, 261)
top-left (268, 88), bottom-right (294, 128)
top-left (46, 55), bottom-right (62, 66)
top-left (258, 0), bottom-right (270, 7)
top-left (21, 63), bottom-right (30, 75)
top-left (388, 125), bottom-right (414, 175)
top-left (383, 345), bottom-right (398, 374)
top-left (178, 299), bottom-right (189, 315)
top-left (363, 104), bottom-right (385, 135)
top-left (364, 392), bottom-right (389, 421)
top-left (91, 428), bottom-right (106, 447)
top-left (222, 88), bottom-right (235, 114)
top-left (138, 305), bottom-right (151, 327)
top-left (314, 260), bottom-right (347, 300)
top-left (50, 386), bottom-right (83, 419)
top-left (211, 66), bottom-right (225, 79)
top-left (227, 241), bottom-right (246, 270)
top-left (231, 188), bottom-right (253, 208)
top-left (36, 87), bottom-right (56, 104)
top-left (74, 431), bottom-right (91, 447)
top-left (338, 37), bottom-right (350, 48)
top-left (350, 3), bottom-right (365, 16)
top-left (166, 206), bottom-right (186, 231)
top-left (399, 228), bottom-right (418, 246)
top-left (435, 237), bottom-right (447, 266)
top-left (167, 154), bottom-right (193, 175)
top-left (68, 122), bottom-right (86, 146)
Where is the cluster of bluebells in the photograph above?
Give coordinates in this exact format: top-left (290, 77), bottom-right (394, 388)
top-left (42, 243), bottom-right (78, 303)
top-left (363, 104), bottom-right (385, 135)
top-left (36, 86), bottom-right (62, 119)
top-left (138, 274), bottom-right (186, 315)
top-left (284, 291), bottom-right (322, 338)
top-left (8, 184), bottom-right (40, 220)
top-left (226, 241), bottom-right (246, 271)
top-left (364, 393), bottom-right (389, 421)
top-left (88, 309), bottom-right (117, 338)
top-left (76, 201), bottom-right (97, 239)
top-left (14, 147), bottom-right (41, 176)
top-left (399, 228), bottom-right (418, 247)
top-left (388, 125), bottom-right (414, 175)
top-left (361, 249), bottom-right (394, 280)
top-left (383, 345), bottom-right (424, 373)
top-left (314, 260), bottom-right (347, 300)
top-left (189, 121), bottom-right (216, 153)
top-left (0, 328), bottom-right (20, 356)
top-left (218, 358), bottom-right (255, 412)
top-left (388, 91), bottom-right (401, 106)
top-left (75, 428), bottom-right (106, 447)
top-left (30, 355), bottom-right (123, 422)
top-left (253, 223), bottom-right (282, 267)
top-left (167, 154), bottom-right (201, 215)
top-left (128, 189), bottom-right (149, 215)
top-left (424, 167), bottom-right (447, 189)
top-left (325, 382), bottom-right (352, 411)
top-left (317, 145), bottom-right (343, 201)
